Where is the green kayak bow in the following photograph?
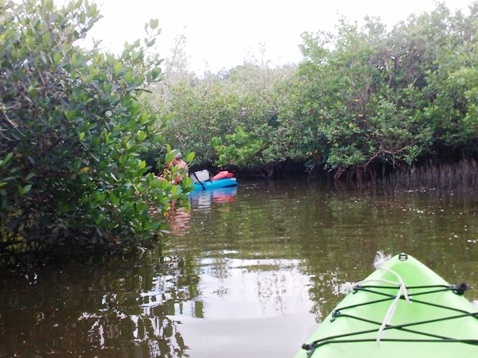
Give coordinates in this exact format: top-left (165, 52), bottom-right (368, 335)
top-left (295, 253), bottom-right (478, 358)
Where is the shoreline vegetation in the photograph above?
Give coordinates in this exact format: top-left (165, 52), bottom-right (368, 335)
top-left (1, 0), bottom-right (478, 264)
top-left (388, 158), bottom-right (477, 194)
top-left (144, 3), bottom-right (478, 186)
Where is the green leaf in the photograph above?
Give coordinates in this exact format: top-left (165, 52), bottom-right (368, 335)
top-left (65, 110), bottom-right (76, 121)
top-left (149, 18), bottom-right (159, 30)
top-left (71, 53), bottom-right (77, 66)
top-left (137, 130), bottom-right (147, 142)
top-left (114, 61), bottom-right (123, 73)
top-left (53, 52), bottom-right (62, 64)
top-left (0, 153), bottom-right (13, 168)
top-left (18, 184), bottom-right (32, 196)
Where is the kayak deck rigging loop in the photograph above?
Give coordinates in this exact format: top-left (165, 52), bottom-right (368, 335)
top-left (342, 265), bottom-right (411, 345)
top-left (302, 283), bottom-right (478, 356)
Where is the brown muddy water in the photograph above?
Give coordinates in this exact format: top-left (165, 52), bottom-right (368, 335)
top-left (1, 180), bottom-right (477, 357)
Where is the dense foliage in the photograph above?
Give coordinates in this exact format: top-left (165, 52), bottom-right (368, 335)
top-left (0, 0), bottom-right (191, 256)
top-left (144, 52), bottom-right (295, 178)
top-left (144, 2), bottom-right (478, 180)
top-left (286, 4), bottom-right (478, 179)
top-left (2, 0), bottom-right (477, 261)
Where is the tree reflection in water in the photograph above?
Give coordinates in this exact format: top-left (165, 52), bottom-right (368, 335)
top-left (0, 251), bottom-right (199, 358)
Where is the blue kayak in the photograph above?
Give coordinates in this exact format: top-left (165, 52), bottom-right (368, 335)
top-left (192, 177), bottom-right (238, 191)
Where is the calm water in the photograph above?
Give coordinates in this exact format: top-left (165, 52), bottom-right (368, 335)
top-left (1, 180), bottom-right (477, 357)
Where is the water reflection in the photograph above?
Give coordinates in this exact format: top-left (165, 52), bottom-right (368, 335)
top-left (169, 208), bottom-right (191, 237)
top-left (195, 257), bottom-right (311, 316)
top-left (0, 181), bottom-right (477, 357)
top-left (189, 186), bottom-right (238, 211)
top-left (0, 252), bottom-right (195, 357)
top-left (168, 187), bottom-right (238, 237)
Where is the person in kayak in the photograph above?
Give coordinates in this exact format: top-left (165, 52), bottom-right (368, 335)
top-left (170, 150), bottom-right (188, 184)
top-left (156, 149), bottom-right (188, 185)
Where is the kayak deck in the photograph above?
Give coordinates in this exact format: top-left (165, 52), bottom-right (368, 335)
top-left (192, 177), bottom-right (238, 191)
top-left (296, 253), bottom-right (478, 357)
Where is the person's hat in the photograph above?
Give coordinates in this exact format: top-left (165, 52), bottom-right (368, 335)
top-left (172, 149), bottom-right (182, 159)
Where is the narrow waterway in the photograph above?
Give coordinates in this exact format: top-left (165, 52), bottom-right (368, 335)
top-left (1, 180), bottom-right (477, 357)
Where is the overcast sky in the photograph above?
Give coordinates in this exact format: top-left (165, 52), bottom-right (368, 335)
top-left (79, 0), bottom-right (473, 73)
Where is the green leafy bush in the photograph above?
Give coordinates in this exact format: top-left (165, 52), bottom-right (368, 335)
top-left (0, 0), bottom-right (189, 255)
